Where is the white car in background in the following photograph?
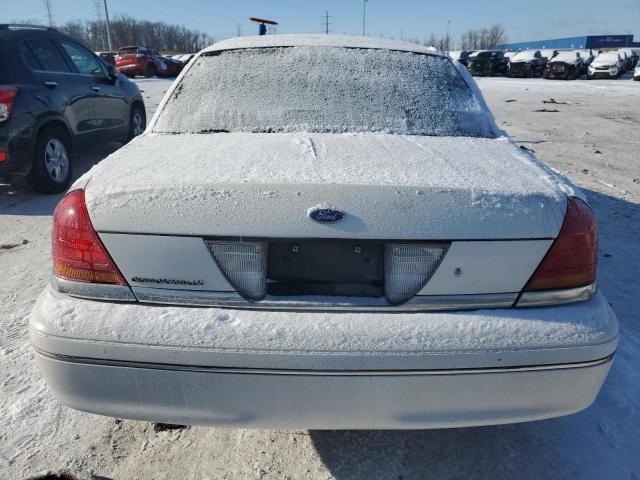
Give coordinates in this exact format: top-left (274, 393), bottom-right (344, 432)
top-left (589, 51), bottom-right (624, 79)
top-left (31, 35), bottom-right (618, 430)
top-left (635, 62), bottom-right (640, 81)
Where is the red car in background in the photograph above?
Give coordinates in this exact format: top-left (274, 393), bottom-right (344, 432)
top-left (116, 46), bottom-right (184, 77)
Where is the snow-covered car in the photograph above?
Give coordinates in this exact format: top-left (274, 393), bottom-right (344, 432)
top-left (507, 50), bottom-right (549, 77)
top-left (447, 50), bottom-right (471, 66)
top-left (543, 50), bottom-right (583, 80)
top-left (177, 53), bottom-right (197, 64)
top-left (634, 62), bottom-right (640, 81)
top-left (30, 35), bottom-right (618, 430)
top-left (619, 48), bottom-right (637, 71)
top-left (466, 50), bottom-right (509, 76)
top-left (588, 51), bottom-right (624, 79)
top-left (577, 49), bottom-right (596, 73)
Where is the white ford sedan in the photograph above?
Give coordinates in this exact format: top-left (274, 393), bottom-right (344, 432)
top-left (31, 35), bottom-right (618, 429)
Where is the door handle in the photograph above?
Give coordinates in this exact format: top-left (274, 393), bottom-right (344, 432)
top-left (43, 81), bottom-right (58, 88)
top-left (91, 86), bottom-right (101, 92)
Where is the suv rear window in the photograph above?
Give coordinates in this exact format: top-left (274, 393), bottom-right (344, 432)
top-left (24, 38), bottom-right (70, 72)
top-left (154, 47), bottom-right (495, 138)
top-left (118, 47), bottom-right (139, 56)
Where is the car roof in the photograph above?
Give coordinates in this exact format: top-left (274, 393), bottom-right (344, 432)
top-left (0, 24), bottom-right (68, 41)
top-left (202, 34), bottom-right (442, 56)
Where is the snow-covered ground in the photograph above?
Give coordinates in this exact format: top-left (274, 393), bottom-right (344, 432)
top-left (1, 75), bottom-right (639, 479)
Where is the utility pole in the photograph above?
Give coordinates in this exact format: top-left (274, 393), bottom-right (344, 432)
top-left (93, 0), bottom-right (105, 50)
top-left (322, 10), bottom-right (332, 34)
top-left (43, 0), bottom-right (54, 27)
top-left (236, 24), bottom-right (243, 36)
top-left (446, 20), bottom-right (451, 51)
top-left (362, 0), bottom-right (367, 36)
top-left (103, 0), bottom-right (112, 51)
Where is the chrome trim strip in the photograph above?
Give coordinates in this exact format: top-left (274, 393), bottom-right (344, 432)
top-left (131, 287), bottom-right (517, 312)
top-left (516, 283), bottom-right (596, 308)
top-left (52, 276), bottom-right (137, 302)
top-left (35, 348), bottom-right (614, 376)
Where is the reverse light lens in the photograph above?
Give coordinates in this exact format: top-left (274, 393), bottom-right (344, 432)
top-left (206, 241), bottom-right (267, 300)
top-left (385, 244), bottom-right (447, 304)
top-left (52, 189), bottom-right (127, 285)
top-left (0, 86), bottom-right (18, 122)
top-left (524, 197), bottom-right (597, 292)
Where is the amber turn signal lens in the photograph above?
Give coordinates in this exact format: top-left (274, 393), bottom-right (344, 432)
top-left (52, 189), bottom-right (128, 285)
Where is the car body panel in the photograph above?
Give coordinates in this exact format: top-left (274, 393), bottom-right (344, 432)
top-left (98, 233), bottom-right (554, 296)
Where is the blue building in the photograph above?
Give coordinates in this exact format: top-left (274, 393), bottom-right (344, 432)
top-left (497, 34), bottom-right (639, 51)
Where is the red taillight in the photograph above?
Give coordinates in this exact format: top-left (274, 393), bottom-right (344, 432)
top-left (52, 189), bottom-right (128, 285)
top-left (0, 86), bottom-right (18, 123)
top-left (0, 151), bottom-right (7, 163)
top-left (524, 197), bottom-right (597, 291)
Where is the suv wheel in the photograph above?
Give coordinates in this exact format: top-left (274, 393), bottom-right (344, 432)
top-left (128, 104), bottom-right (146, 141)
top-left (145, 63), bottom-right (157, 78)
top-left (27, 126), bottom-right (73, 194)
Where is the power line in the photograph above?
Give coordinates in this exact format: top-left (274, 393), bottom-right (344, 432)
top-left (322, 10), bottom-right (332, 34)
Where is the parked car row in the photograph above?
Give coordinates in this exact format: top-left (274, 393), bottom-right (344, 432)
top-left (114, 46), bottom-right (186, 78)
top-left (449, 47), bottom-right (638, 81)
top-left (1, 25), bottom-right (146, 193)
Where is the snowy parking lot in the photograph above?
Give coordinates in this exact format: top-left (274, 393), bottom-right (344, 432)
top-left (1, 75), bottom-right (639, 479)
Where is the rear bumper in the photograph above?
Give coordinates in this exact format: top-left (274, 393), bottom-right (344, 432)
top-left (117, 64), bottom-right (144, 75)
top-left (30, 286), bottom-right (618, 428)
top-left (0, 115), bottom-right (36, 177)
top-left (35, 350), bottom-right (613, 429)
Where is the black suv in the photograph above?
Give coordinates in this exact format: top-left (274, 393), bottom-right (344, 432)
top-left (466, 51), bottom-right (509, 76)
top-left (507, 50), bottom-right (552, 78)
top-left (0, 25), bottom-right (145, 193)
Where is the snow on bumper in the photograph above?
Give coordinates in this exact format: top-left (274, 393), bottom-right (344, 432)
top-left (30, 286), bottom-right (618, 428)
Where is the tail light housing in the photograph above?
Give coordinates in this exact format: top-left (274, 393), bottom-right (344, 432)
top-left (0, 86), bottom-right (18, 122)
top-left (52, 189), bottom-right (128, 285)
top-left (206, 241), bottom-right (267, 300)
top-left (523, 197), bottom-right (597, 292)
top-left (385, 244), bottom-right (447, 304)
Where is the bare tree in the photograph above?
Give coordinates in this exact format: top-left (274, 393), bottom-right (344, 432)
top-left (49, 15), bottom-right (214, 52)
top-left (459, 24), bottom-right (506, 50)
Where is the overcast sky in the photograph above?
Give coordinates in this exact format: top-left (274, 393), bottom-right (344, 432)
top-left (3, 0), bottom-right (639, 43)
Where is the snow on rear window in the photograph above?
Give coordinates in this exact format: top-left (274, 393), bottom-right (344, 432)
top-left (513, 51), bottom-right (538, 61)
top-left (153, 47), bottom-right (494, 137)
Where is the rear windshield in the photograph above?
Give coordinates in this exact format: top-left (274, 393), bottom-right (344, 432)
top-left (118, 47), bottom-right (138, 55)
top-left (471, 52), bottom-right (499, 59)
top-left (153, 46), bottom-right (495, 138)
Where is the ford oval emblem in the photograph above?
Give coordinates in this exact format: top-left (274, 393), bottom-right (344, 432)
top-left (308, 207), bottom-right (345, 224)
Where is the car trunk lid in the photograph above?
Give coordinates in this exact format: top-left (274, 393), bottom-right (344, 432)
top-left (84, 132), bottom-right (571, 240)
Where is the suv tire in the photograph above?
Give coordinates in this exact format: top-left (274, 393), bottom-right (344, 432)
top-left (145, 63), bottom-right (157, 78)
top-left (128, 104), bottom-right (147, 141)
top-left (27, 126), bottom-right (73, 194)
